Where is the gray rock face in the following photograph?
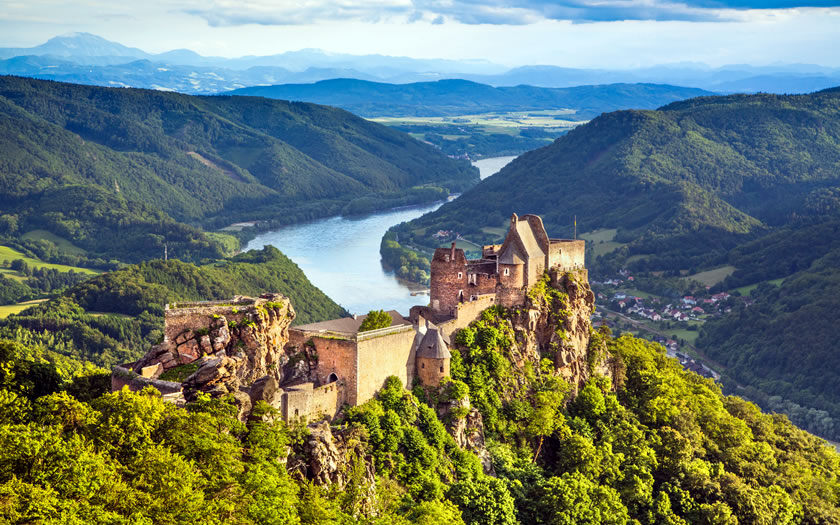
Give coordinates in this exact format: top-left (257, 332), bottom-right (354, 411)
top-left (439, 396), bottom-right (495, 475)
top-left (305, 421), bottom-right (344, 485)
top-left (249, 375), bottom-right (278, 405)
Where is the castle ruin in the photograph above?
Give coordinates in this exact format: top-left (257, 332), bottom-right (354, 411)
top-left (112, 213), bottom-right (584, 423)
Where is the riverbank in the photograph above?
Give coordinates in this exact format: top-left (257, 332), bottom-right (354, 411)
top-left (245, 156), bottom-right (516, 315)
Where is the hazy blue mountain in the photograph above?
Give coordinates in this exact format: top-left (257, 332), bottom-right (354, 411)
top-left (0, 33), bottom-right (149, 64)
top-left (228, 78), bottom-right (715, 118)
top-left (0, 33), bottom-right (836, 95)
top-left (467, 64), bottom-right (840, 93)
top-left (712, 74), bottom-right (840, 94)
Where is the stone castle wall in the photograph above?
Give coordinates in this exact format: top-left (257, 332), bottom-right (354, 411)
top-left (469, 271), bottom-right (499, 298)
top-left (355, 325), bottom-right (417, 405)
top-left (281, 381), bottom-right (342, 422)
top-left (435, 294), bottom-right (497, 340)
top-left (549, 240), bottom-right (586, 271)
top-left (286, 323), bottom-right (416, 410)
top-left (496, 284), bottom-right (527, 309)
top-left (430, 246), bottom-right (469, 314)
top-left (417, 356), bottom-right (450, 387)
top-left (162, 299), bottom-right (253, 344)
top-left (288, 329), bottom-right (357, 406)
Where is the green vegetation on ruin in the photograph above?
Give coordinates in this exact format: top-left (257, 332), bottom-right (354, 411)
top-left (158, 362), bottom-right (200, 382)
top-left (358, 310), bottom-right (393, 332)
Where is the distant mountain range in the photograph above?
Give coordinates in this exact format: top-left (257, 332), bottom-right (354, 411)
top-left (1, 33), bottom-right (838, 95)
top-left (228, 79), bottom-right (714, 119)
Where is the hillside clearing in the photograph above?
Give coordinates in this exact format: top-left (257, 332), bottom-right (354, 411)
top-left (20, 230), bottom-right (87, 255)
top-left (0, 246), bottom-right (99, 275)
top-left (684, 265), bottom-right (737, 287)
top-left (0, 299), bottom-right (47, 318)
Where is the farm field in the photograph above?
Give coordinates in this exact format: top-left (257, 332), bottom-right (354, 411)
top-left (732, 277), bottom-right (785, 296)
top-left (0, 246), bottom-right (99, 275)
top-left (371, 109), bottom-right (580, 130)
top-left (684, 265), bottom-right (736, 287)
top-left (0, 299), bottom-right (47, 318)
top-left (581, 228), bottom-right (626, 258)
top-left (20, 230), bottom-right (87, 256)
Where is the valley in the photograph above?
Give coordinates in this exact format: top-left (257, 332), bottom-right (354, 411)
top-left (244, 156), bottom-right (515, 314)
top-left (1, 20), bottom-right (839, 523)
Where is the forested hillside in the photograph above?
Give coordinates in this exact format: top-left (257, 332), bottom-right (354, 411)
top-left (229, 79), bottom-right (713, 119)
top-left (0, 75), bottom-right (476, 263)
top-left (0, 246), bottom-right (347, 368)
top-left (1, 313), bottom-right (837, 523)
top-left (696, 219), bottom-right (840, 438)
top-left (394, 88), bottom-right (840, 273)
top-left (389, 88), bottom-right (840, 440)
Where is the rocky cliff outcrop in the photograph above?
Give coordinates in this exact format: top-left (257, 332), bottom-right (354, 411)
top-left (438, 394), bottom-right (495, 475)
top-left (131, 294), bottom-right (295, 401)
top-left (288, 421), bottom-right (378, 517)
top-left (507, 268), bottom-right (611, 394)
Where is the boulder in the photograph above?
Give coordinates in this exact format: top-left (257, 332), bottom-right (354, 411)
top-left (209, 316), bottom-right (231, 351)
top-left (199, 334), bottom-right (213, 354)
top-left (231, 391), bottom-right (252, 422)
top-left (250, 375), bottom-right (278, 405)
top-left (175, 331), bottom-right (192, 345)
top-left (177, 338), bottom-right (200, 364)
top-left (305, 421), bottom-right (344, 485)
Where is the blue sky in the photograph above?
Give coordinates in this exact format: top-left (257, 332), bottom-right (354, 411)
top-left (1, 0), bottom-right (839, 67)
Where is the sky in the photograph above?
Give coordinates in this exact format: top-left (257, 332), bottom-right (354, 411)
top-left (1, 0), bottom-right (839, 68)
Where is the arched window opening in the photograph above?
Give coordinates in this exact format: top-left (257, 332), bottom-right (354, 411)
top-left (328, 372), bottom-right (338, 383)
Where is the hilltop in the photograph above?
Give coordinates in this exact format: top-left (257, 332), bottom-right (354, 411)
top-left (0, 75), bottom-right (476, 263)
top-left (0, 245), bottom-right (347, 368)
top-left (395, 88), bottom-right (840, 271)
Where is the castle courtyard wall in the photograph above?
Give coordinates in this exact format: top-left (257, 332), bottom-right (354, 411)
top-left (281, 382), bottom-right (342, 422)
top-left (289, 330), bottom-right (358, 406)
top-left (355, 325), bottom-right (417, 405)
top-left (162, 300), bottom-right (252, 344)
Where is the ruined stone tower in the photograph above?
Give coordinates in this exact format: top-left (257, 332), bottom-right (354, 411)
top-left (415, 326), bottom-right (451, 387)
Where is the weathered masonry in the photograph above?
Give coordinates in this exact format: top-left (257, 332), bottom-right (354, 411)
top-left (413, 213), bottom-right (585, 340)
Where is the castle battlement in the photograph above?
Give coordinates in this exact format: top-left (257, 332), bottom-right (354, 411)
top-left (428, 213), bottom-right (585, 317)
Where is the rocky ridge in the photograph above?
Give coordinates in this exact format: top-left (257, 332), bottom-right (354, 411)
top-left (131, 294), bottom-right (295, 400)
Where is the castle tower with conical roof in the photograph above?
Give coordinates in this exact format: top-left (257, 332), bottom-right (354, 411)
top-left (415, 326), bottom-right (451, 387)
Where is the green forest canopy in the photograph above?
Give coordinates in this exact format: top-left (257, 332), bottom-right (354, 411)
top-left (0, 313), bottom-right (837, 524)
top-left (0, 75), bottom-right (477, 263)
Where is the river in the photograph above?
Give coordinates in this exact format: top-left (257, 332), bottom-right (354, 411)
top-left (245, 156), bottom-right (516, 315)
